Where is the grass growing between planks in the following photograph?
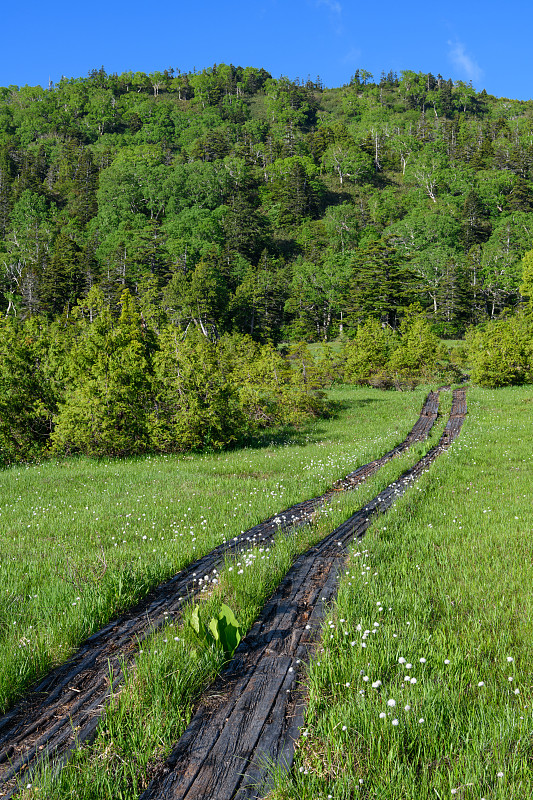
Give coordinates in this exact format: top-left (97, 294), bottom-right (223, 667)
top-left (0, 384), bottom-right (434, 714)
top-left (268, 384), bottom-right (533, 800)
top-left (18, 401), bottom-right (452, 800)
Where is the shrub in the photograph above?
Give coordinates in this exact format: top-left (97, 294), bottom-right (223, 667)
top-left (343, 319), bottom-right (397, 384)
top-left (0, 316), bottom-right (56, 464)
top-left (51, 292), bottom-right (155, 456)
top-left (149, 328), bottom-right (245, 452)
top-left (387, 309), bottom-right (441, 379)
top-left (467, 314), bottom-right (533, 387)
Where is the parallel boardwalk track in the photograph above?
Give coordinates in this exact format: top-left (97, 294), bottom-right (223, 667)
top-left (0, 391), bottom-right (441, 798)
top-left (140, 388), bottom-right (467, 800)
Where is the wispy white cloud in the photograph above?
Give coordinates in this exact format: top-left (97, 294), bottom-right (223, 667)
top-left (315, 0), bottom-right (343, 36)
top-left (342, 46), bottom-right (361, 65)
top-left (448, 40), bottom-right (483, 83)
top-left (316, 0), bottom-right (342, 14)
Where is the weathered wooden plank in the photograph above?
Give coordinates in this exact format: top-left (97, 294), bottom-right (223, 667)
top-left (0, 391), bottom-right (443, 797)
top-left (140, 390), bottom-right (467, 800)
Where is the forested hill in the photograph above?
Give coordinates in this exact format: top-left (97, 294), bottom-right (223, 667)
top-left (1, 64), bottom-right (532, 339)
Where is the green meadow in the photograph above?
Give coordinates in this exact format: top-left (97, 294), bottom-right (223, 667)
top-left (7, 383), bottom-right (533, 800)
top-left (15, 384), bottom-right (449, 799)
top-left (270, 385), bottom-right (533, 799)
top-left (0, 384), bottom-right (431, 715)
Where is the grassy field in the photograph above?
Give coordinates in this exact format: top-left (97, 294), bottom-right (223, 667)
top-left (7, 379), bottom-right (530, 799)
top-left (267, 384), bottom-right (533, 799)
top-left (0, 384), bottom-right (436, 715)
top-left (15, 388), bottom-right (452, 799)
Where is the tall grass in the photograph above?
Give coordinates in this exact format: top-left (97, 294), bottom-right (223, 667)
top-left (269, 385), bottom-right (533, 799)
top-left (19, 400), bottom-right (451, 800)
top-left (0, 385), bottom-right (433, 713)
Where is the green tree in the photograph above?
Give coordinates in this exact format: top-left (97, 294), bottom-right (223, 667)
top-left (399, 71), bottom-right (429, 111)
top-left (285, 253), bottom-right (351, 340)
top-left (264, 77), bottom-right (315, 155)
top-left (387, 307), bottom-right (441, 378)
top-left (343, 318), bottom-right (397, 384)
top-left (323, 203), bottom-right (360, 255)
top-left (164, 251), bottom-right (228, 337)
top-left (40, 232), bottom-right (83, 316)
top-left (4, 190), bottom-right (55, 315)
top-left (405, 147), bottom-right (447, 203)
top-left (96, 146), bottom-right (168, 229)
top-left (0, 315), bottom-right (56, 463)
top-left (348, 240), bottom-right (417, 328)
top-left (454, 81), bottom-right (477, 114)
top-left (519, 249), bottom-right (533, 309)
top-left (0, 144), bottom-right (15, 237)
top-left (461, 189), bottom-right (491, 250)
top-left (229, 253), bottom-right (287, 341)
top-left (51, 290), bottom-right (156, 456)
top-left (475, 169), bottom-right (514, 216)
top-left (263, 156), bottom-right (324, 226)
top-left (468, 314), bottom-right (533, 387)
top-left (389, 133), bottom-right (421, 175)
top-left (163, 206), bottom-right (225, 273)
top-left (149, 327), bottom-right (244, 451)
top-left (222, 158), bottom-right (266, 261)
top-left (52, 143), bottom-right (98, 225)
top-left (85, 88), bottom-right (117, 136)
top-left (480, 213), bottom-right (532, 316)
top-left (322, 144), bottom-right (373, 187)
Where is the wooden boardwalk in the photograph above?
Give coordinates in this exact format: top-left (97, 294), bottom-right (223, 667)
top-left (140, 389), bottom-right (466, 800)
top-left (0, 390), bottom-right (441, 798)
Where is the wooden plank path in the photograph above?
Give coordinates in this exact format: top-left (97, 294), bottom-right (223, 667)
top-left (0, 390), bottom-right (440, 798)
top-left (140, 388), bottom-right (467, 800)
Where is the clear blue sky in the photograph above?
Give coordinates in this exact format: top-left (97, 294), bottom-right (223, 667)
top-left (2, 0), bottom-right (531, 100)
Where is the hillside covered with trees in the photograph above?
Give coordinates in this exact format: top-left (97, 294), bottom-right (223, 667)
top-left (2, 64), bottom-right (533, 336)
top-left (1, 64), bottom-right (533, 463)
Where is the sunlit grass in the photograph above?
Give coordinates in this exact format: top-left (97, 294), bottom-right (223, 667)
top-left (269, 384), bottom-right (533, 800)
top-left (0, 384), bottom-right (434, 713)
top-left (20, 400), bottom-right (450, 800)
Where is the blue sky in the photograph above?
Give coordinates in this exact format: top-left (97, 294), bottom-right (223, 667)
top-left (1, 0), bottom-right (531, 100)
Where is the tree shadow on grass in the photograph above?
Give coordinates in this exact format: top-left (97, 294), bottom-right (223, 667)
top-left (231, 392), bottom-right (386, 452)
top-left (18, 391), bottom-right (392, 472)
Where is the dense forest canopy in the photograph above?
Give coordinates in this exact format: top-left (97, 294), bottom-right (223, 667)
top-left (1, 63), bottom-right (533, 339)
top-left (1, 63), bottom-right (533, 465)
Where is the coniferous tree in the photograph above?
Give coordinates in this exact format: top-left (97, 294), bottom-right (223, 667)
top-left (0, 316), bottom-right (56, 463)
top-left (0, 145), bottom-right (15, 238)
top-left (348, 241), bottom-right (417, 328)
top-left (51, 290), bottom-right (156, 456)
top-left (461, 190), bottom-right (491, 251)
top-left (149, 327), bottom-right (244, 451)
top-left (40, 232), bottom-right (83, 316)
